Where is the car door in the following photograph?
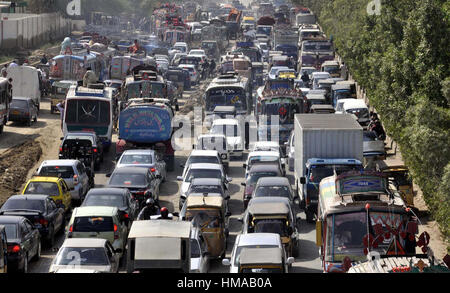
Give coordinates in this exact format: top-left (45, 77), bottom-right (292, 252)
top-left (76, 162), bottom-right (89, 195)
top-left (105, 242), bottom-right (119, 273)
top-left (59, 180), bottom-right (71, 210)
top-left (22, 220), bottom-right (37, 259)
top-left (48, 198), bottom-right (63, 232)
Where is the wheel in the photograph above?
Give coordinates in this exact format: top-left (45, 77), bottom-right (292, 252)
top-left (33, 241), bottom-right (41, 261)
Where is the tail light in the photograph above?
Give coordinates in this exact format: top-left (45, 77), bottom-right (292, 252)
top-left (8, 245), bottom-right (21, 253)
top-left (38, 218), bottom-right (49, 226)
top-left (150, 168), bottom-right (156, 173)
top-left (114, 224), bottom-right (119, 239)
top-left (73, 175), bottom-right (79, 184)
top-left (124, 213), bottom-right (129, 219)
top-left (135, 191), bottom-right (145, 196)
top-left (69, 225), bottom-right (73, 232)
top-left (93, 148), bottom-right (98, 153)
top-left (59, 147), bottom-right (63, 152)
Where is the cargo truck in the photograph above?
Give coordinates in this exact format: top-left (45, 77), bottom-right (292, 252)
top-left (294, 114), bottom-right (364, 222)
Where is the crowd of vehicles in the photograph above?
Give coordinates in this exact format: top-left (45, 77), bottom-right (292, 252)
top-left (0, 0), bottom-right (448, 275)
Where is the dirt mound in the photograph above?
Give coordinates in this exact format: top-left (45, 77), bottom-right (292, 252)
top-left (0, 141), bottom-right (42, 206)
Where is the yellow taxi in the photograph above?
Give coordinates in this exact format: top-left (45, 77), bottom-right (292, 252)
top-left (22, 176), bottom-right (72, 212)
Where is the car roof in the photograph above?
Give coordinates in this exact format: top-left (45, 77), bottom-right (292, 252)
top-left (190, 150), bottom-right (219, 157)
top-left (249, 164), bottom-right (281, 173)
top-left (189, 163), bottom-right (222, 170)
top-left (86, 188), bottom-right (128, 196)
top-left (7, 194), bottom-right (49, 201)
top-left (342, 99), bottom-right (368, 109)
top-left (237, 233), bottom-right (281, 246)
top-left (186, 196), bottom-right (223, 209)
top-left (249, 151), bottom-right (280, 157)
top-left (256, 177), bottom-right (290, 186)
top-left (112, 167), bottom-right (149, 174)
top-left (61, 238), bottom-right (107, 248)
top-left (40, 160), bottom-right (78, 167)
top-left (190, 178), bottom-right (222, 185)
top-left (248, 200), bottom-right (290, 216)
top-left (121, 149), bottom-right (155, 155)
top-left (73, 206), bottom-right (118, 217)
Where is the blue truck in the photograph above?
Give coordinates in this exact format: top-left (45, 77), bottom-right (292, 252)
top-left (294, 114), bottom-right (364, 222)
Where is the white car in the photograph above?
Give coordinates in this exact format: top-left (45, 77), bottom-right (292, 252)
top-left (173, 42), bottom-right (188, 54)
top-left (177, 163), bottom-right (231, 209)
top-left (116, 149), bottom-right (167, 183)
top-left (285, 131), bottom-right (295, 172)
top-left (222, 233), bottom-right (286, 273)
top-left (181, 150), bottom-right (223, 178)
top-left (49, 238), bottom-right (121, 273)
top-left (251, 141), bottom-right (281, 154)
top-left (188, 49), bottom-right (207, 58)
top-left (194, 134), bottom-right (231, 168)
top-left (210, 119), bottom-right (245, 159)
top-left (340, 99), bottom-right (370, 127)
top-left (244, 151), bottom-right (285, 178)
top-left (37, 160), bottom-right (91, 204)
top-left (178, 64), bottom-right (199, 84)
top-left (268, 66), bottom-right (289, 80)
top-left (311, 72), bottom-right (331, 89)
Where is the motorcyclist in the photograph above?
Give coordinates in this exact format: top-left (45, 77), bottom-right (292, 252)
top-left (369, 113), bottom-right (386, 141)
top-left (137, 198), bottom-right (160, 220)
top-left (154, 207), bottom-right (172, 220)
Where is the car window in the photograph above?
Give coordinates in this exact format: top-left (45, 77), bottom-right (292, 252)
top-left (83, 194), bottom-right (126, 208)
top-left (73, 216), bottom-right (114, 232)
top-left (109, 173), bottom-right (147, 186)
top-left (25, 182), bottom-right (59, 196)
top-left (1, 198), bottom-right (45, 212)
top-left (39, 166), bottom-right (75, 179)
top-left (120, 154), bottom-right (153, 164)
top-left (21, 222), bottom-right (29, 235)
top-left (3, 224), bottom-right (18, 239)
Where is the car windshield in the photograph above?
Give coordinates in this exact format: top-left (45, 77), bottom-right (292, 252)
top-left (39, 166), bottom-right (75, 179)
top-left (211, 124), bottom-right (239, 137)
top-left (185, 169), bottom-right (222, 183)
top-left (73, 216), bottom-right (114, 232)
top-left (190, 185), bottom-right (222, 194)
top-left (253, 219), bottom-right (289, 237)
top-left (24, 182), bottom-right (59, 196)
top-left (3, 224), bottom-right (17, 239)
top-left (54, 247), bottom-right (109, 266)
top-left (346, 108), bottom-right (369, 119)
top-left (186, 210), bottom-right (221, 228)
top-left (249, 156), bottom-right (278, 165)
top-left (2, 199), bottom-right (45, 212)
top-left (190, 239), bottom-right (201, 258)
top-left (83, 194), bottom-right (126, 208)
top-left (326, 212), bottom-right (409, 262)
top-left (255, 186), bottom-right (291, 198)
top-left (11, 99), bottom-right (28, 108)
top-left (109, 173), bottom-right (147, 186)
top-left (187, 156), bottom-right (220, 166)
top-left (234, 245), bottom-right (277, 266)
top-left (248, 172), bottom-right (277, 185)
top-left (66, 135), bottom-right (95, 144)
top-left (119, 154), bottom-right (153, 165)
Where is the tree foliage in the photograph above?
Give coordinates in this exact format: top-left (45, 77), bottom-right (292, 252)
top-left (295, 0), bottom-right (450, 250)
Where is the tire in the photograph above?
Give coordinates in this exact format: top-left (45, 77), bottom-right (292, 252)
top-left (33, 115), bottom-right (37, 123)
top-left (33, 241), bottom-right (41, 262)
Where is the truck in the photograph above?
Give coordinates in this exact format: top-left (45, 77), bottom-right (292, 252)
top-left (116, 98), bottom-right (176, 171)
top-left (273, 25), bottom-right (299, 60)
top-left (6, 66), bottom-right (41, 111)
top-left (294, 114), bottom-right (364, 222)
top-left (295, 12), bottom-right (316, 27)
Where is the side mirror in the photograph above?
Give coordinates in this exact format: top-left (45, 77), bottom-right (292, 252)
top-left (177, 176), bottom-right (183, 181)
top-left (222, 259), bottom-right (231, 266)
top-left (286, 257), bottom-right (295, 265)
top-left (300, 177), bottom-right (306, 185)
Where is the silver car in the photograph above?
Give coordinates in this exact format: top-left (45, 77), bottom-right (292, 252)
top-left (190, 227), bottom-right (210, 273)
top-left (116, 149), bottom-right (167, 185)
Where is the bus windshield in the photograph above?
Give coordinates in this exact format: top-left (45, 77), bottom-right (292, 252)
top-left (65, 99), bottom-right (110, 125)
top-left (206, 88), bottom-right (247, 111)
top-left (260, 99), bottom-right (301, 125)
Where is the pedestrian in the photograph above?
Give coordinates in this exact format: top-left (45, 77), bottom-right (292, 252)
top-left (83, 67), bottom-right (97, 87)
top-left (56, 100), bottom-right (65, 130)
top-left (41, 54), bottom-right (48, 65)
top-left (1, 64), bottom-right (7, 78)
top-left (8, 60), bottom-right (18, 68)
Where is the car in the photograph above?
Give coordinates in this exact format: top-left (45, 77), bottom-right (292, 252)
top-left (252, 177), bottom-right (297, 204)
top-left (222, 233), bottom-right (285, 273)
top-left (268, 66), bottom-right (289, 80)
top-left (8, 97), bottom-right (38, 126)
top-left (244, 151), bottom-right (285, 178)
top-left (116, 149), bottom-right (167, 184)
top-left (178, 64), bottom-right (199, 84)
top-left (66, 206), bottom-right (128, 258)
top-left (194, 134), bottom-right (231, 169)
top-left (285, 131), bottom-right (295, 172)
top-left (341, 99), bottom-right (370, 128)
top-left (251, 141), bottom-right (282, 153)
top-left (0, 195), bottom-right (65, 247)
top-left (81, 188), bottom-right (139, 225)
top-left (107, 166), bottom-right (161, 207)
top-left (173, 42), bottom-right (189, 53)
top-left (311, 72), bottom-right (331, 90)
top-left (182, 178), bottom-right (231, 212)
top-left (49, 238), bottom-right (121, 273)
top-left (59, 131), bottom-right (104, 171)
top-left (177, 163), bottom-right (231, 210)
top-left (22, 176), bottom-right (72, 212)
top-left (210, 119), bottom-right (245, 159)
top-left (241, 163), bottom-right (283, 209)
top-left (189, 227), bottom-right (210, 273)
top-left (0, 216), bottom-right (41, 273)
top-left (188, 49), bottom-right (207, 58)
top-left (36, 160), bottom-right (92, 203)
top-left (181, 150), bottom-right (223, 178)
top-left (298, 66), bottom-right (317, 80)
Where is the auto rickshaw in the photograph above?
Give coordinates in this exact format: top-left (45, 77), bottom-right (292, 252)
top-left (376, 158), bottom-right (415, 207)
top-left (50, 80), bottom-right (78, 114)
top-left (238, 247), bottom-right (294, 273)
top-left (180, 195), bottom-right (231, 259)
top-left (242, 197), bottom-right (300, 257)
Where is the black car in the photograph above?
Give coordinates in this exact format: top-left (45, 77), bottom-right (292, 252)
top-left (0, 215), bottom-right (41, 273)
top-left (8, 97), bottom-right (38, 126)
top-left (81, 188), bottom-right (139, 225)
top-left (107, 167), bottom-right (161, 209)
top-left (241, 164), bottom-right (283, 210)
top-left (0, 195), bottom-right (65, 247)
top-left (59, 132), bottom-right (104, 171)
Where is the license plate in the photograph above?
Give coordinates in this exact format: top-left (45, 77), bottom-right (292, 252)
top-left (12, 110), bottom-right (20, 115)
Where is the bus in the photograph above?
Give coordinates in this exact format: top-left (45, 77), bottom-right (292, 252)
top-left (316, 171), bottom-right (418, 273)
top-left (204, 73), bottom-right (252, 117)
top-left (64, 85), bottom-right (114, 150)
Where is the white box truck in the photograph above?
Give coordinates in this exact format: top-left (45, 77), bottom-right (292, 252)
top-left (294, 114), bottom-right (364, 222)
